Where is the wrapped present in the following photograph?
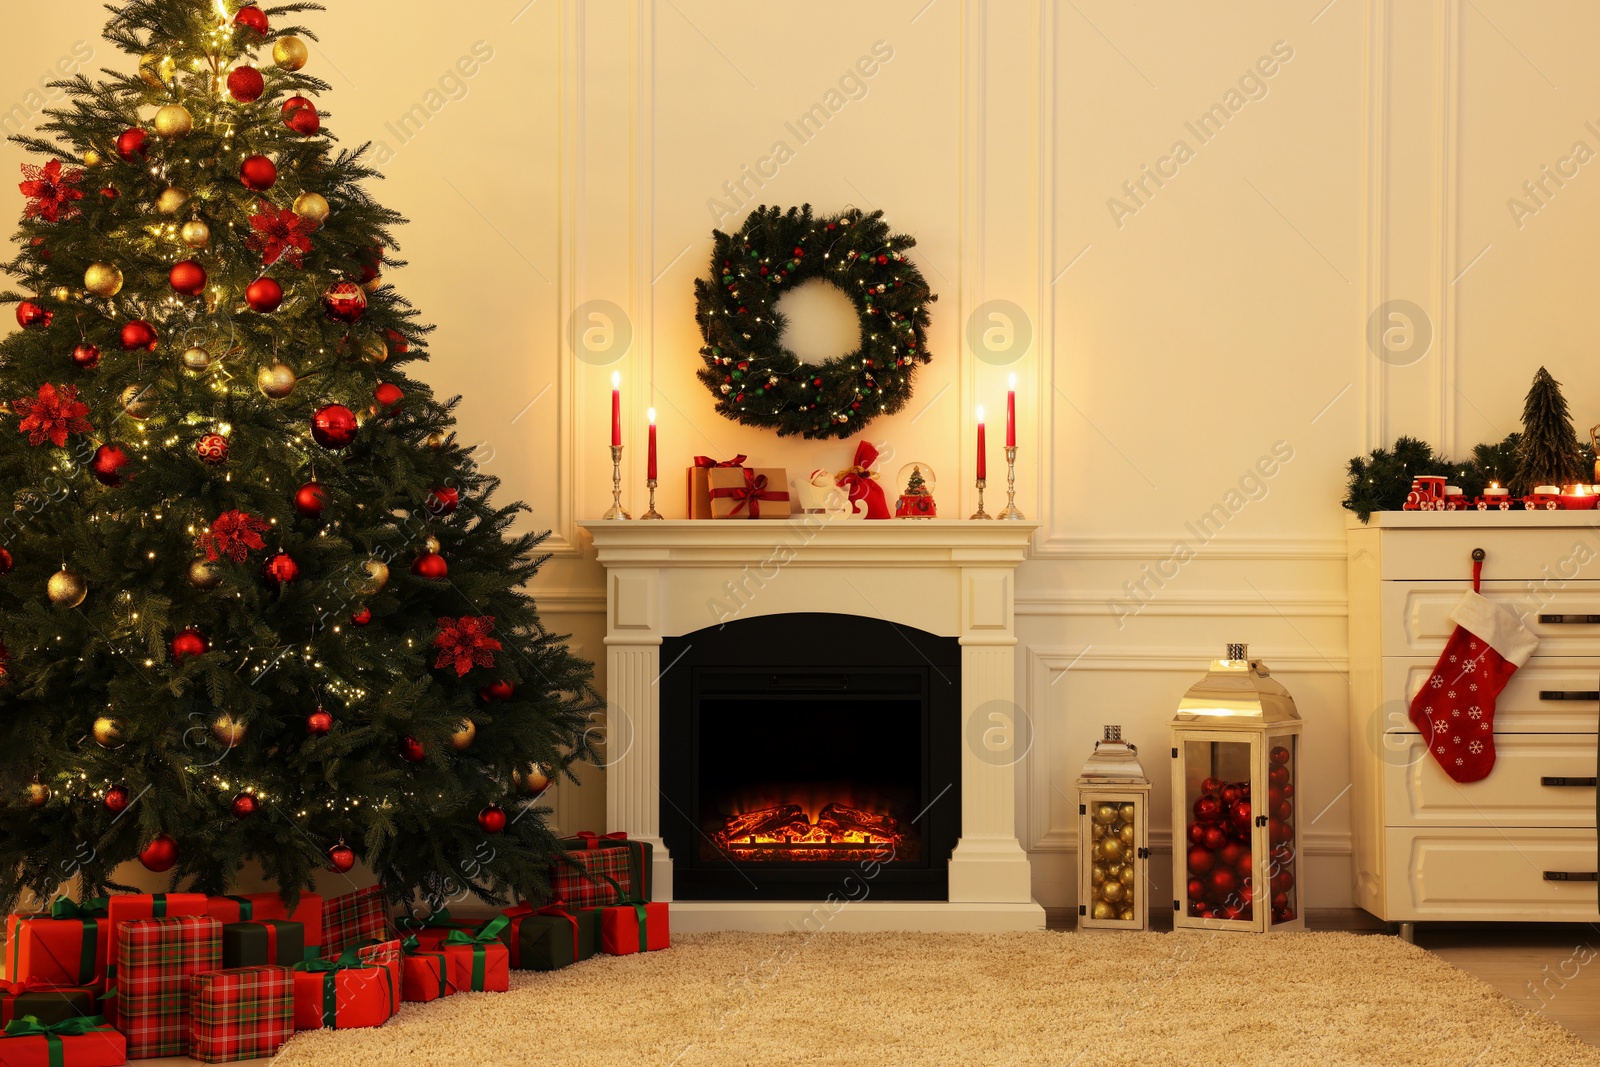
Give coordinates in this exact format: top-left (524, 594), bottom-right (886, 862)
top-left (222, 920), bottom-right (304, 968)
top-left (397, 939), bottom-right (448, 1003)
top-left (319, 886), bottom-right (389, 960)
top-left (205, 893), bottom-right (323, 958)
top-left (116, 915), bottom-right (221, 1060)
top-left (836, 440), bottom-right (890, 519)
top-left (501, 904), bottom-right (598, 971)
top-left (589, 901), bottom-right (671, 956)
top-left (392, 907), bottom-right (486, 951)
top-left (439, 916), bottom-right (511, 993)
top-left (0, 981), bottom-right (96, 1028)
top-left (563, 831), bottom-right (655, 901)
top-left (708, 466), bottom-right (792, 519)
top-left (4, 898), bottom-right (109, 989)
top-left (290, 949), bottom-right (396, 1031)
top-left (0, 1016), bottom-right (125, 1067)
top-left (549, 846), bottom-right (633, 910)
top-left (355, 940), bottom-right (402, 1013)
top-left (189, 966), bottom-right (293, 1064)
top-left (687, 454), bottom-right (746, 519)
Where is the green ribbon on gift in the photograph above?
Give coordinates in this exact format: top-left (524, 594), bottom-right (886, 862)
top-left (441, 915), bottom-right (510, 991)
top-left (222, 894), bottom-right (255, 920)
top-left (47, 897), bottom-right (108, 921)
top-left (3, 1014), bottom-right (109, 1067)
top-left (294, 947), bottom-right (365, 1029)
top-left (630, 903), bottom-right (652, 953)
top-left (40, 897), bottom-right (106, 985)
top-left (149, 893), bottom-right (169, 918)
top-left (400, 936), bottom-right (448, 999)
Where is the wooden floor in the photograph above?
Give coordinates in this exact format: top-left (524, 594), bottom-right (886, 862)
top-left (1047, 907), bottom-right (1600, 1047)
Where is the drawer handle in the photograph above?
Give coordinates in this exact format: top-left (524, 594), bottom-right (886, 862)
top-left (1539, 691), bottom-right (1600, 701)
top-left (1538, 614), bottom-right (1600, 624)
top-left (1543, 871), bottom-right (1600, 882)
top-left (1541, 776), bottom-right (1598, 787)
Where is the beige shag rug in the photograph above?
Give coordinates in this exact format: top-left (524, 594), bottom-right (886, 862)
top-left (271, 931), bottom-right (1599, 1067)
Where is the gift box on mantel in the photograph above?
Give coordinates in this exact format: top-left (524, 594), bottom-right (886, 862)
top-left (189, 966), bottom-right (293, 1064)
top-left (221, 920), bottom-right (304, 968)
top-left (4, 898), bottom-right (109, 990)
top-left (290, 948), bottom-right (397, 1031)
top-left (205, 893), bottom-right (323, 959)
top-left (0, 1016), bottom-right (126, 1067)
top-left (500, 903), bottom-right (599, 971)
top-left (0, 981), bottom-right (97, 1028)
top-left (116, 914), bottom-right (222, 1060)
top-left (708, 466), bottom-right (792, 519)
top-left (687, 454), bottom-right (746, 519)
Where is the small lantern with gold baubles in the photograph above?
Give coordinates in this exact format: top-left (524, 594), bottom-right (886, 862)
top-left (1076, 725), bottom-right (1151, 931)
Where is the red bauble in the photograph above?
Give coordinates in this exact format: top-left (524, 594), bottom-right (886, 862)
top-left (294, 482), bottom-right (328, 518)
top-left (171, 628), bottom-right (208, 661)
top-left (240, 155), bottom-right (278, 191)
top-left (16, 302), bottom-right (51, 329)
top-left (116, 128), bottom-right (147, 162)
top-left (140, 834), bottom-right (178, 873)
top-left (1272, 891), bottom-right (1289, 910)
top-left (235, 5), bottom-right (269, 34)
top-left (104, 785), bottom-right (130, 813)
top-left (350, 607), bottom-right (372, 627)
top-left (245, 277), bottom-right (283, 312)
top-left (1267, 785), bottom-right (1285, 809)
top-left (0, 547), bottom-right (11, 576)
top-left (1269, 818), bottom-right (1293, 846)
top-left (1199, 776), bottom-right (1223, 795)
top-left (90, 444), bottom-right (131, 487)
top-left (1193, 795), bottom-right (1222, 824)
top-left (426, 487), bottom-right (459, 516)
top-left (262, 552), bottom-right (299, 585)
top-left (71, 343), bottom-right (101, 370)
top-left (410, 553), bottom-right (448, 579)
top-left (399, 736), bottom-right (425, 763)
top-left (1186, 822), bottom-right (1206, 846)
top-left (1270, 745), bottom-right (1291, 766)
top-left (1229, 799), bottom-right (1252, 832)
top-left (1219, 784), bottom-right (1242, 807)
top-left (169, 260), bottom-right (207, 296)
top-left (231, 793), bottom-right (258, 819)
top-left (374, 383), bottom-right (403, 408)
top-left (477, 805), bottom-right (508, 833)
top-left (282, 95), bottom-right (314, 117)
top-left (1186, 877), bottom-right (1206, 902)
top-left (322, 281), bottom-right (367, 323)
top-left (311, 404), bottom-right (358, 449)
top-left (284, 104), bottom-right (320, 136)
top-left (1187, 844), bottom-right (1215, 875)
top-left (478, 680), bottom-right (515, 703)
top-left (196, 433), bottom-right (229, 465)
top-left (306, 708), bottom-right (333, 736)
top-left (120, 320), bottom-right (158, 352)
top-left (1268, 765), bottom-right (1290, 786)
top-left (227, 66), bottom-right (265, 103)
top-left (1201, 825), bottom-right (1227, 851)
top-left (384, 329), bottom-right (409, 354)
top-left (1276, 800), bottom-right (1294, 822)
top-left (328, 843), bottom-right (356, 873)
top-left (1219, 841), bottom-right (1248, 869)
top-left (1207, 867), bottom-right (1240, 900)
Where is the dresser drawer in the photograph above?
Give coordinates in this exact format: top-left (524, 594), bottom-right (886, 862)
top-left (1379, 527), bottom-right (1600, 581)
top-left (1385, 657), bottom-right (1600, 733)
top-left (1381, 581), bottom-right (1600, 657)
top-left (1384, 827), bottom-right (1598, 920)
top-left (1382, 734), bottom-right (1597, 827)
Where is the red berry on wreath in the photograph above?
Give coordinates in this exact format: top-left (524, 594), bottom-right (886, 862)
top-left (328, 842), bottom-right (356, 873)
top-left (72, 343), bottom-right (101, 369)
top-left (104, 785), bottom-right (130, 813)
top-left (245, 277), bottom-right (283, 312)
top-left (227, 66), bottom-right (264, 102)
top-left (16, 302), bottom-right (51, 329)
top-left (195, 433), bottom-right (229, 465)
top-left (398, 736), bottom-right (425, 763)
top-left (234, 5), bottom-right (269, 34)
top-left (306, 707), bottom-right (333, 735)
top-left (350, 607), bottom-right (372, 627)
top-left (294, 482), bottom-right (327, 518)
top-left (478, 680), bottom-right (514, 703)
top-left (322, 281), bottom-right (366, 323)
top-left (90, 444), bottom-right (131, 487)
top-left (262, 552), bottom-right (299, 585)
top-left (411, 552), bottom-right (448, 579)
top-left (120, 320), bottom-right (158, 351)
top-left (116, 128), bottom-right (147, 162)
top-left (426, 487), bottom-right (459, 516)
top-left (171, 628), bottom-right (208, 661)
top-left (140, 834), bottom-right (179, 873)
top-left (240, 154), bottom-right (277, 191)
top-left (169, 260), bottom-right (207, 296)
top-left (374, 383), bottom-right (403, 408)
top-left (477, 805), bottom-right (507, 834)
top-left (231, 793), bottom-right (258, 819)
top-left (311, 404), bottom-right (358, 449)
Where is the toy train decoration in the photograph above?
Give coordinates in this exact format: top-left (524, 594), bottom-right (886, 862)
top-left (1403, 475), bottom-right (1577, 512)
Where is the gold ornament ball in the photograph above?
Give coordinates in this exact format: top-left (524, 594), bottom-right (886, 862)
top-left (1091, 901), bottom-right (1115, 921)
top-left (187, 558), bottom-right (222, 590)
top-left (93, 715), bottom-right (125, 749)
top-left (450, 719), bottom-right (477, 751)
top-left (362, 559), bottom-right (390, 594)
top-left (139, 52), bottom-right (176, 88)
top-left (120, 384), bottom-right (155, 421)
top-left (1119, 803), bottom-right (1136, 821)
top-left (1119, 907), bottom-right (1136, 921)
top-left (1093, 803), bottom-right (1118, 825)
top-left (422, 535), bottom-right (441, 555)
top-left (1100, 879), bottom-right (1125, 903)
top-left (256, 363), bottom-right (296, 399)
top-left (154, 104), bottom-right (193, 139)
top-left (1119, 864), bottom-right (1136, 885)
top-left (25, 782), bottom-right (50, 808)
top-left (211, 712), bottom-right (247, 747)
top-left (83, 148), bottom-right (102, 167)
top-left (50, 286), bottom-right (72, 303)
top-left (360, 335), bottom-right (388, 364)
top-left (274, 36), bottom-right (309, 71)
top-left (157, 186), bottom-right (189, 215)
top-left (1101, 837), bottom-right (1125, 863)
top-left (292, 191), bottom-right (329, 223)
top-left (84, 262), bottom-right (123, 298)
top-left (424, 432), bottom-right (447, 449)
top-left (47, 566), bottom-right (87, 608)
top-left (514, 763), bottom-right (551, 795)
top-left (181, 220), bottom-right (210, 248)
top-left (182, 346), bottom-right (212, 372)
top-left (1090, 862), bottom-right (1107, 886)
top-left (1119, 823), bottom-right (1135, 845)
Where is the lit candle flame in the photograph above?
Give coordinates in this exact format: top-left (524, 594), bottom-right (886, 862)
top-left (976, 404), bottom-right (985, 423)
top-left (647, 407), bottom-right (656, 425)
top-left (1008, 372), bottom-right (1016, 390)
top-left (611, 371), bottom-right (620, 389)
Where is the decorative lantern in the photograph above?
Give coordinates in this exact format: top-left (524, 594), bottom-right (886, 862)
top-left (1076, 725), bottom-right (1151, 931)
top-left (1171, 644), bottom-right (1305, 933)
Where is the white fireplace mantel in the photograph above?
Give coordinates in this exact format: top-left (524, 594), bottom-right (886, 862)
top-left (579, 517), bottom-right (1045, 932)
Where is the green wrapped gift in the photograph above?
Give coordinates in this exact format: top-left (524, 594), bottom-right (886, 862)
top-left (0, 982), bottom-right (97, 1027)
top-left (500, 904), bottom-right (598, 971)
top-left (221, 920), bottom-right (305, 968)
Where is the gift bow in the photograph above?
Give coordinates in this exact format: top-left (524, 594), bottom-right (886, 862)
top-left (692, 454), bottom-right (746, 469)
top-left (395, 908), bottom-right (457, 932)
top-left (574, 831), bottom-right (628, 849)
top-left (836, 440), bottom-right (889, 520)
top-left (709, 470), bottom-right (790, 518)
top-left (47, 897), bottom-right (107, 921)
top-left (442, 915), bottom-right (510, 991)
top-left (294, 948), bottom-right (392, 1028)
top-left (3, 1014), bottom-right (109, 1067)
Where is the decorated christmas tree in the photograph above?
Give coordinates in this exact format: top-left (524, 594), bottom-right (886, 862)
top-left (0, 1), bottom-right (598, 915)
top-left (1512, 366), bottom-right (1583, 494)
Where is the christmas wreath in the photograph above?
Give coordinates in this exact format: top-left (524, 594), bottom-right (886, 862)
top-left (693, 205), bottom-right (936, 439)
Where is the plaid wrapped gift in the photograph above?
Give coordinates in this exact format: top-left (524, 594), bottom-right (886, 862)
top-left (189, 966), bottom-right (293, 1063)
top-left (564, 831), bottom-right (655, 900)
top-left (585, 901), bottom-right (670, 956)
top-left (397, 939), bottom-right (449, 1003)
top-left (115, 915), bottom-right (221, 1060)
top-left (439, 916), bottom-right (511, 993)
top-left (290, 949), bottom-right (396, 1031)
top-left (0, 981), bottom-right (97, 1028)
top-left (4, 898), bottom-right (109, 988)
top-left (0, 1015), bottom-right (126, 1067)
top-left (103, 892), bottom-right (209, 1024)
top-left (501, 904), bottom-right (599, 971)
top-left (319, 887), bottom-right (390, 960)
top-left (205, 894), bottom-right (323, 958)
top-left (549, 846), bottom-right (633, 909)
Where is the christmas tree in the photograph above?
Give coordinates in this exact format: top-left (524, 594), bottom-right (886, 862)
top-left (1512, 366), bottom-right (1583, 494)
top-left (903, 466), bottom-right (928, 495)
top-left (0, 1), bottom-right (599, 915)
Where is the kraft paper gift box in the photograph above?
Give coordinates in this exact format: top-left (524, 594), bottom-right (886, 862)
top-left (221, 920), bottom-right (304, 968)
top-left (707, 466), bottom-right (792, 519)
top-left (188, 966), bottom-right (293, 1063)
top-left (501, 904), bottom-right (599, 971)
top-left (687, 455), bottom-right (747, 519)
top-left (561, 832), bottom-right (655, 901)
top-left (115, 915), bottom-right (222, 1060)
top-left (205, 893), bottom-right (323, 958)
top-left (0, 1016), bottom-right (126, 1067)
top-left (289, 949), bottom-right (396, 1031)
top-left (0, 982), bottom-right (97, 1028)
top-left (3, 899), bottom-right (109, 990)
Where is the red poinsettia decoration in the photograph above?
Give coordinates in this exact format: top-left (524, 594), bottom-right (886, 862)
top-left (433, 616), bottom-right (502, 677)
top-left (197, 509), bottom-right (271, 562)
top-left (19, 159), bottom-right (85, 223)
top-left (246, 203), bottom-right (314, 267)
top-left (15, 383), bottom-right (92, 447)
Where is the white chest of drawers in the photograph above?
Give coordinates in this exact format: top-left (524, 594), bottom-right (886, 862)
top-left (1347, 513), bottom-right (1600, 924)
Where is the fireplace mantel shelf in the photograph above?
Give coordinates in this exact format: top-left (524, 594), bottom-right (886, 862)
top-left (581, 518), bottom-right (1040, 564)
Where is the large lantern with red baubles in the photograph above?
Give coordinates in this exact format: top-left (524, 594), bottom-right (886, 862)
top-left (1076, 725), bottom-right (1151, 932)
top-left (1170, 643), bottom-right (1304, 933)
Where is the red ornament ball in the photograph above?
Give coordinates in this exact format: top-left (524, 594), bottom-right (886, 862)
top-left (227, 65), bottom-right (264, 102)
top-left (478, 680), bottom-right (515, 703)
top-left (245, 277), bottom-right (283, 313)
top-left (196, 433), bottom-right (229, 465)
top-left (1219, 783), bottom-right (1243, 807)
top-left (0, 547), bottom-right (11, 576)
top-left (426, 487), bottom-right (459, 516)
top-left (1219, 841), bottom-right (1248, 869)
top-left (234, 5), bottom-right (269, 34)
top-left (140, 834), bottom-right (179, 873)
top-left (116, 128), bottom-right (147, 162)
top-left (1201, 825), bottom-right (1227, 852)
top-left (71, 343), bottom-right (101, 370)
top-left (282, 95), bottom-right (314, 118)
top-left (1229, 799), bottom-right (1253, 832)
top-left (1207, 867), bottom-right (1240, 900)
top-left (410, 553), bottom-right (448, 579)
top-left (374, 383), bottom-right (403, 408)
top-left (120, 320), bottom-right (158, 352)
top-left (1268, 765), bottom-right (1290, 787)
top-left (328, 843), bottom-right (356, 874)
top-left (1187, 844), bottom-right (1215, 875)
top-left (350, 607), bottom-right (372, 627)
top-left (311, 404), bottom-right (358, 449)
top-left (1200, 776), bottom-right (1223, 795)
top-left (90, 444), bottom-right (132, 487)
top-left (16, 302), bottom-right (51, 329)
top-left (1270, 745), bottom-right (1292, 766)
top-left (399, 736), bottom-right (425, 763)
top-left (104, 785), bottom-right (130, 814)
top-left (230, 793), bottom-right (258, 819)
top-left (240, 154), bottom-right (277, 191)
top-left (322, 281), bottom-right (367, 323)
top-left (262, 552), bottom-right (300, 585)
top-left (171, 628), bottom-right (208, 661)
top-left (1272, 891), bottom-right (1290, 911)
top-left (306, 708), bottom-right (333, 736)
top-left (1186, 877), bottom-right (1206, 902)
top-left (1269, 818), bottom-right (1293, 846)
top-left (294, 482), bottom-right (328, 518)
top-left (477, 805), bottom-right (508, 834)
top-left (169, 260), bottom-right (207, 296)
top-left (1186, 822), bottom-right (1206, 846)
top-left (1193, 795), bottom-right (1222, 824)
top-left (284, 103), bottom-right (320, 136)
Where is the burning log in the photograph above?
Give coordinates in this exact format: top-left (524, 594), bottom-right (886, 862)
top-left (817, 803), bottom-right (900, 840)
top-left (720, 804), bottom-right (804, 840)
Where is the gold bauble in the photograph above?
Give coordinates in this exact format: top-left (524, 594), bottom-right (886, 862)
top-left (1119, 803), bottom-right (1136, 821)
top-left (182, 346), bottom-right (212, 372)
top-left (50, 286), bottom-right (72, 303)
top-left (422, 535), bottom-right (441, 554)
top-left (1100, 879), bottom-right (1125, 902)
top-left (83, 148), bottom-right (102, 167)
top-left (181, 220), bottom-right (211, 248)
top-left (157, 186), bottom-right (189, 215)
top-left (362, 274), bottom-right (383, 294)
top-left (424, 432), bottom-right (447, 449)
top-left (1091, 901), bottom-right (1115, 921)
top-left (513, 763), bottom-right (551, 795)
top-left (361, 559), bottom-right (390, 594)
top-left (1090, 863), bottom-right (1107, 886)
top-left (1090, 838), bottom-right (1108, 862)
top-left (84, 262), bottom-right (123, 298)
top-left (360, 335), bottom-right (388, 364)
top-left (1119, 907), bottom-right (1136, 921)
top-left (120, 384), bottom-right (155, 420)
top-left (1119, 823), bottom-right (1135, 845)
top-left (93, 715), bottom-right (125, 749)
top-left (187, 558), bottom-right (223, 590)
top-left (210, 712), bottom-right (247, 747)
top-left (256, 363), bottom-right (297, 399)
top-left (1119, 864), bottom-right (1136, 885)
top-left (47, 566), bottom-right (87, 608)
top-left (1101, 837), bottom-right (1125, 863)
top-left (153, 104), bottom-right (193, 140)
top-left (139, 52), bottom-right (177, 88)
top-left (292, 191), bottom-right (329, 223)
top-left (1093, 804), bottom-right (1117, 825)
top-left (274, 36), bottom-right (309, 71)
top-left (450, 719), bottom-right (476, 751)
top-left (25, 782), bottom-right (50, 808)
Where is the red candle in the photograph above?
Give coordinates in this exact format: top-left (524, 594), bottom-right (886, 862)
top-left (610, 371), bottom-right (622, 447)
top-left (976, 405), bottom-right (987, 482)
top-left (1006, 373), bottom-right (1017, 448)
top-left (647, 407), bottom-right (658, 481)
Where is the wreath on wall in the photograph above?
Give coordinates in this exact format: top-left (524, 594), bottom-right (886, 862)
top-left (693, 204), bottom-right (936, 440)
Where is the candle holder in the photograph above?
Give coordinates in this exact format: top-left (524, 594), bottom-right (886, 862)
top-left (602, 445), bottom-right (631, 520)
top-left (1000, 445), bottom-right (1025, 520)
top-left (642, 478), bottom-right (664, 520)
top-left (971, 478), bottom-right (992, 520)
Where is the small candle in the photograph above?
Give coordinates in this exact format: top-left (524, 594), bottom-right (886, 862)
top-left (1485, 483), bottom-right (1508, 497)
top-left (1006, 374), bottom-right (1017, 448)
top-left (976, 405), bottom-right (987, 482)
top-left (610, 371), bottom-right (622, 447)
top-left (647, 407), bottom-right (658, 482)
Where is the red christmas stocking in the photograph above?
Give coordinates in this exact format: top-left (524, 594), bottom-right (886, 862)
top-left (1407, 587), bottom-right (1538, 782)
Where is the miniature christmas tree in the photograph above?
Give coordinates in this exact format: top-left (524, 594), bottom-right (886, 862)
top-left (903, 466), bottom-right (928, 495)
top-left (1512, 367), bottom-right (1583, 494)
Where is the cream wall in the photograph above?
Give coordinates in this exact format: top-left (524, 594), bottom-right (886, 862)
top-left (6, 1), bottom-right (1598, 912)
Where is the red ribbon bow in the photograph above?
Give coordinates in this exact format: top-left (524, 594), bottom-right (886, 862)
top-left (692, 454), bottom-right (747, 469)
top-left (574, 831), bottom-right (629, 849)
top-left (835, 440), bottom-right (890, 519)
top-left (708, 470), bottom-right (791, 518)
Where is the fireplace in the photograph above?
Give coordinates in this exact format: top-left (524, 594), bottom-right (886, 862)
top-left (660, 612), bottom-right (961, 901)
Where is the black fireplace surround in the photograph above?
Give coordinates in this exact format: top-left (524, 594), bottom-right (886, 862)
top-left (660, 613), bottom-right (962, 901)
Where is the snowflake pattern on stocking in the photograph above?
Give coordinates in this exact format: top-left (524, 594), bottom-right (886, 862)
top-left (1469, 740), bottom-right (1483, 754)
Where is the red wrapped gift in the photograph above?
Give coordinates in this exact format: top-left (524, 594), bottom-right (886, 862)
top-left (116, 915), bottom-right (222, 1060)
top-left (290, 948), bottom-right (396, 1031)
top-left (687, 454), bottom-right (747, 519)
top-left (0, 1016), bottom-right (126, 1067)
top-left (392, 907), bottom-right (486, 951)
top-left (398, 939), bottom-right (449, 1003)
top-left (0, 980), bottom-right (97, 1027)
top-left (319, 886), bottom-right (389, 960)
top-left (189, 966), bottom-right (293, 1063)
top-left (708, 466), bottom-right (792, 519)
top-left (4, 898), bottom-right (108, 989)
top-left (590, 902), bottom-right (670, 956)
top-left (204, 893), bottom-right (323, 957)
top-left (439, 916), bottom-right (511, 993)
top-left (355, 940), bottom-right (401, 1013)
top-left (550, 846), bottom-right (634, 910)
top-left (103, 892), bottom-right (209, 1027)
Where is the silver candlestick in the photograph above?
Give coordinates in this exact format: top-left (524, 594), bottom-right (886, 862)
top-left (1000, 446), bottom-right (1025, 520)
top-left (971, 478), bottom-right (992, 520)
top-left (602, 445), bottom-right (631, 520)
top-left (642, 478), bottom-right (663, 520)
